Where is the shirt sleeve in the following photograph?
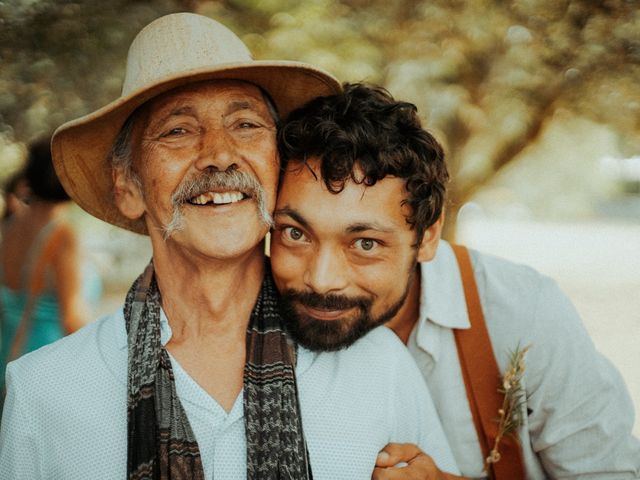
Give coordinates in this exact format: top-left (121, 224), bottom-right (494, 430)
top-left (0, 362), bottom-right (42, 480)
top-left (387, 337), bottom-right (461, 476)
top-left (525, 278), bottom-right (640, 479)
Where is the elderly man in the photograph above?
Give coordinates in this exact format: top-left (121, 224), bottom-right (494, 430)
top-left (270, 83), bottom-right (640, 479)
top-left (0, 14), bottom-right (459, 480)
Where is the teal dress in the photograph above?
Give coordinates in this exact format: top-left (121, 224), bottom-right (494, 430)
top-left (0, 221), bottom-right (102, 392)
top-left (0, 287), bottom-right (64, 370)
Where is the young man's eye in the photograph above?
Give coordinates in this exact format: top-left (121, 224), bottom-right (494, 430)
top-left (354, 238), bottom-right (378, 251)
top-left (283, 226), bottom-right (306, 242)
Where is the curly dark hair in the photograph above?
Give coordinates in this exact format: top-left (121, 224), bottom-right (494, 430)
top-left (277, 82), bottom-right (448, 244)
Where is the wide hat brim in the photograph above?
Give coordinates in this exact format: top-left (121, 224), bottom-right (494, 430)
top-left (52, 61), bottom-right (341, 234)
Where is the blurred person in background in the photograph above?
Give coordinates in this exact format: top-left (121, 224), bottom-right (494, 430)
top-left (0, 137), bottom-right (101, 394)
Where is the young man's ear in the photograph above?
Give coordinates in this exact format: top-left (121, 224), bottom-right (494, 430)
top-left (112, 168), bottom-right (145, 220)
top-left (416, 212), bottom-right (444, 262)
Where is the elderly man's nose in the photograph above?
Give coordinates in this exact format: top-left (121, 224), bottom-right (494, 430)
top-left (195, 130), bottom-right (236, 171)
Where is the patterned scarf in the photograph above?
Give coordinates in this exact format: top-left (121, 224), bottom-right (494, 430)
top-left (125, 262), bottom-right (312, 480)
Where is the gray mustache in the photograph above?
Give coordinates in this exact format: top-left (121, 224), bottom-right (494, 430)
top-left (172, 168), bottom-right (265, 204)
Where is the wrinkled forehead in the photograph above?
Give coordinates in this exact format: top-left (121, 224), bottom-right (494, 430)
top-left (141, 79), bottom-right (271, 119)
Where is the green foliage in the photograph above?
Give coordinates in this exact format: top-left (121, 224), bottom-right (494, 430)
top-left (0, 0), bottom-right (188, 140)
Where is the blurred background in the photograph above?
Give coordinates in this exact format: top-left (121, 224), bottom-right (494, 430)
top-left (1, 0), bottom-right (638, 433)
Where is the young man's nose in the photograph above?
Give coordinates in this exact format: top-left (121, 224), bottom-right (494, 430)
top-left (303, 248), bottom-right (349, 295)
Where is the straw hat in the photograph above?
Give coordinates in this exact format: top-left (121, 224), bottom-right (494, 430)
top-left (51, 12), bottom-right (340, 234)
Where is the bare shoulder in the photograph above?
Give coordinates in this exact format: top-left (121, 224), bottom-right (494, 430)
top-left (50, 220), bottom-right (79, 248)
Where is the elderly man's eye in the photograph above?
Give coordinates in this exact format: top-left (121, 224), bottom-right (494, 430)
top-left (161, 127), bottom-right (188, 137)
top-left (238, 121), bottom-right (260, 129)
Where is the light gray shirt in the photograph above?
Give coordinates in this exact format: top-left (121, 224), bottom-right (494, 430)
top-left (410, 241), bottom-right (640, 479)
top-left (0, 307), bottom-right (459, 479)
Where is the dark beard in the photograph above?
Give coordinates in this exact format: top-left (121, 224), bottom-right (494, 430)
top-left (278, 286), bottom-right (410, 352)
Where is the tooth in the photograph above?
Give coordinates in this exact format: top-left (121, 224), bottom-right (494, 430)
top-left (193, 191), bottom-right (245, 205)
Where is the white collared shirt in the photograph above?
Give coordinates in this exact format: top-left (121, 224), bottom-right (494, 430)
top-left (0, 306), bottom-right (459, 479)
top-left (409, 241), bottom-right (640, 479)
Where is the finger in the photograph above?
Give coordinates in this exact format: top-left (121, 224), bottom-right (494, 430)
top-left (372, 466), bottom-right (387, 480)
top-left (407, 452), bottom-right (437, 470)
top-left (375, 443), bottom-right (423, 468)
top-left (372, 466), bottom-right (421, 480)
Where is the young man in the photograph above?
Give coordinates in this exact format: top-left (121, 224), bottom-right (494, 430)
top-left (0, 15), bottom-right (459, 480)
top-left (271, 83), bottom-right (640, 479)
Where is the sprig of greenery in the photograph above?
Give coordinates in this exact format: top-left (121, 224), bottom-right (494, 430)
top-left (485, 344), bottom-right (530, 471)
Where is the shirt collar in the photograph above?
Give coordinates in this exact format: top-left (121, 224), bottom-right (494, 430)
top-left (420, 240), bottom-right (471, 330)
top-left (414, 241), bottom-right (470, 359)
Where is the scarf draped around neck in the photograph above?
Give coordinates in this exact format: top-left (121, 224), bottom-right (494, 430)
top-left (124, 262), bottom-right (312, 479)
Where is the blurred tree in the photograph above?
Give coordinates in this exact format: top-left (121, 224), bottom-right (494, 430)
top-left (380, 0), bottom-right (640, 237)
top-left (1, 0), bottom-right (639, 238)
top-left (0, 0), bottom-right (195, 140)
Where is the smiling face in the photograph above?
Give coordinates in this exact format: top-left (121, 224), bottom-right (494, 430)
top-left (270, 158), bottom-right (441, 351)
top-left (113, 80), bottom-right (279, 261)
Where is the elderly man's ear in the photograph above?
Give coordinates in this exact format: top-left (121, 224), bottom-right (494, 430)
top-left (113, 168), bottom-right (145, 220)
top-left (416, 212), bottom-right (444, 263)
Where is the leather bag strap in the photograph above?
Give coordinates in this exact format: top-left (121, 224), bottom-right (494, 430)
top-left (451, 244), bottom-right (526, 480)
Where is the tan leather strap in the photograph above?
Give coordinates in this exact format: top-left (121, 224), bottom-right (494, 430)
top-left (451, 244), bottom-right (526, 480)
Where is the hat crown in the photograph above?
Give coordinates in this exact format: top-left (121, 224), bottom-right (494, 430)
top-left (122, 13), bottom-right (252, 96)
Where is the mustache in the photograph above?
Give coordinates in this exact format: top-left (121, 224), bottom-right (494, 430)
top-left (281, 289), bottom-right (372, 311)
top-left (171, 167), bottom-right (265, 204)
top-left (160, 167), bottom-right (273, 240)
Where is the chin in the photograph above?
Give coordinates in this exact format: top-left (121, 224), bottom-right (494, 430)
top-left (169, 223), bottom-right (268, 260)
